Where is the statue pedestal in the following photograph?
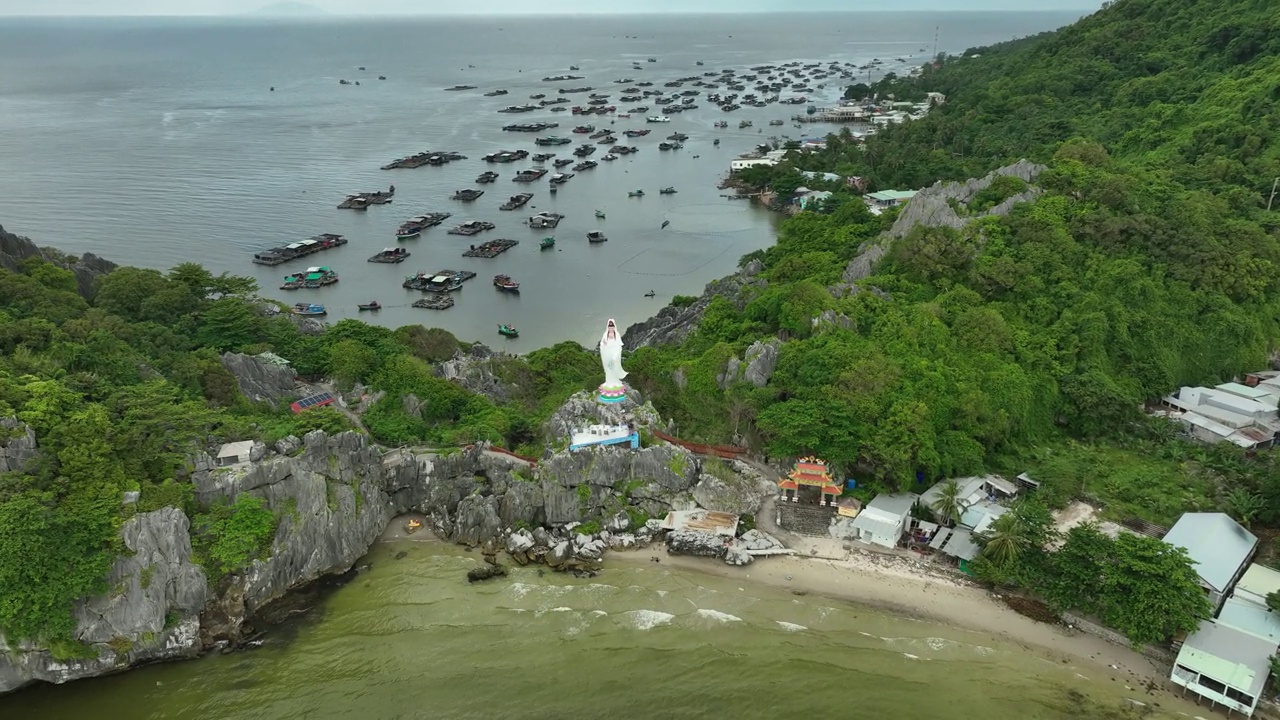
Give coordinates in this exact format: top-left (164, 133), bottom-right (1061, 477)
top-left (597, 383), bottom-right (628, 404)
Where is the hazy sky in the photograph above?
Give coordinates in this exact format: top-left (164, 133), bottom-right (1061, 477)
top-left (0, 0), bottom-right (1106, 16)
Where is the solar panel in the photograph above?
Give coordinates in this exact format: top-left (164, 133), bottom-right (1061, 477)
top-left (291, 392), bottom-right (334, 413)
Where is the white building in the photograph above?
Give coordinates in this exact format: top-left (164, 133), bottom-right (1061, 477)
top-left (847, 493), bottom-right (918, 548)
top-left (216, 441), bottom-right (256, 467)
top-left (1171, 621), bottom-right (1273, 716)
top-left (1162, 382), bottom-right (1280, 449)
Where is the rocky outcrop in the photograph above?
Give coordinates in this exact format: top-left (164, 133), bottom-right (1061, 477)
top-left (723, 529), bottom-right (787, 566)
top-left (718, 339), bottom-right (781, 389)
top-left (219, 352), bottom-right (298, 405)
top-left (839, 160), bottom-right (1046, 286)
top-left (690, 461), bottom-right (773, 516)
top-left (667, 530), bottom-right (728, 558)
top-left (622, 260), bottom-right (768, 349)
top-left (0, 223), bottom-right (117, 299)
top-left (438, 344), bottom-right (522, 404)
top-left (0, 509), bottom-right (206, 693)
top-left (537, 442), bottom-right (701, 522)
top-left (811, 309), bottom-right (854, 331)
top-left (0, 418), bottom-right (38, 473)
top-left (544, 390), bottom-right (664, 442)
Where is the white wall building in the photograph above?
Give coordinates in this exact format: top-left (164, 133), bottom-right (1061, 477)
top-left (847, 493), bottom-right (918, 549)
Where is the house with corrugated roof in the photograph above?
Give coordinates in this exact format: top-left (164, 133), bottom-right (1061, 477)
top-left (1162, 512), bottom-right (1257, 614)
top-left (1171, 621), bottom-right (1273, 716)
top-left (846, 493), bottom-right (918, 549)
top-left (1231, 563), bottom-right (1280, 610)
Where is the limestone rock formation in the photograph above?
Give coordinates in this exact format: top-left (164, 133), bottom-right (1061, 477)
top-left (0, 223), bottom-right (117, 299)
top-left (840, 159), bottom-right (1046, 286)
top-left (718, 339), bottom-right (781, 389)
top-left (622, 260), bottom-right (767, 348)
top-left (219, 352), bottom-right (298, 405)
top-left (0, 418), bottom-right (38, 473)
top-left (667, 529), bottom-right (728, 558)
top-left (537, 442), bottom-right (701, 522)
top-left (544, 390), bottom-right (663, 442)
top-left (690, 461), bottom-right (773, 516)
top-left (0, 509), bottom-right (206, 693)
top-left (438, 345), bottom-right (521, 403)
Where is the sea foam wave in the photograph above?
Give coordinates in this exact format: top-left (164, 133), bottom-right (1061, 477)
top-left (695, 609), bottom-right (742, 623)
top-left (776, 621), bottom-right (808, 632)
top-left (621, 610), bottom-right (675, 631)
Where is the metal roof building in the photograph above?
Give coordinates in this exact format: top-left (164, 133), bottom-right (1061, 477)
top-left (1171, 621), bottom-right (1274, 716)
top-left (1163, 512), bottom-right (1257, 613)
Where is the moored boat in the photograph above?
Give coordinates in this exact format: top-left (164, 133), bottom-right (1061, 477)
top-left (493, 274), bottom-right (521, 291)
top-left (540, 236), bottom-right (556, 250)
top-left (646, 115), bottom-right (671, 123)
top-left (498, 324), bottom-right (520, 337)
top-left (587, 231), bottom-right (607, 243)
top-left (499, 193), bottom-right (534, 211)
top-left (292, 303), bottom-right (327, 316)
top-left (628, 189), bottom-right (645, 197)
top-left (476, 171), bottom-right (500, 183)
top-left (357, 301), bottom-right (382, 311)
top-left (659, 186), bottom-right (677, 194)
top-left (452, 188), bottom-right (485, 201)
top-left (595, 210), bottom-right (606, 219)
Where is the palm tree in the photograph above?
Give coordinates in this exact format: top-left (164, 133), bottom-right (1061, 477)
top-left (930, 478), bottom-right (968, 528)
top-left (981, 513), bottom-right (1030, 567)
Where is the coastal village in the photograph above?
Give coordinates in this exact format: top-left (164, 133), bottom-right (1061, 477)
top-left (5, 4), bottom-right (1280, 716)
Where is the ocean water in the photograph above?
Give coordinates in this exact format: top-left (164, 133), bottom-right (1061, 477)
top-left (0, 12), bottom-right (1084, 349)
top-left (2, 543), bottom-right (1202, 720)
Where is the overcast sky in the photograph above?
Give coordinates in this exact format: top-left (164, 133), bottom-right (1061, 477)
top-left (0, 0), bottom-right (1106, 16)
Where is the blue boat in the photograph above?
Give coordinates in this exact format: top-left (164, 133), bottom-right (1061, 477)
top-left (292, 303), bottom-right (327, 317)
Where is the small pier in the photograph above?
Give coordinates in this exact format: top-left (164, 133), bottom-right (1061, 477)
top-left (462, 239), bottom-right (519, 259)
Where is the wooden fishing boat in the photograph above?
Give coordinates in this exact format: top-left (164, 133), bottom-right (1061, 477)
top-left (587, 231), bottom-right (607, 243)
top-left (358, 301), bottom-right (382, 311)
top-left (540, 237), bottom-right (556, 250)
top-left (498, 324), bottom-right (520, 338)
top-left (493, 274), bottom-right (521, 291)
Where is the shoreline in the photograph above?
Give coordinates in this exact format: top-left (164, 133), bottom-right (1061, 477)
top-left (375, 514), bottom-right (1189, 710)
top-left (608, 549), bottom-right (1193, 707)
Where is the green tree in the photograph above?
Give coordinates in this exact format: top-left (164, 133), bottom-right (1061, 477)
top-left (196, 298), bottom-right (262, 351)
top-left (1099, 534), bottom-right (1210, 646)
top-left (980, 512), bottom-right (1031, 567)
top-left (929, 478), bottom-right (968, 527)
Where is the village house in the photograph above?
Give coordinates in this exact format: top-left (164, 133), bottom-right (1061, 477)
top-left (846, 493), bottom-right (919, 549)
top-left (1162, 512), bottom-right (1257, 614)
top-left (919, 476), bottom-right (1020, 569)
top-left (793, 188), bottom-right (833, 210)
top-left (1171, 621), bottom-right (1273, 717)
top-left (865, 189), bottom-right (918, 214)
top-left (728, 149), bottom-right (789, 172)
top-left (1159, 381), bottom-right (1280, 450)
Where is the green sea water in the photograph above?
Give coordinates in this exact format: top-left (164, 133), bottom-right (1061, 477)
top-left (5, 543), bottom-right (1203, 720)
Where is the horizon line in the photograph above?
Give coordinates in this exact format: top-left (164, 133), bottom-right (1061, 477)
top-left (0, 9), bottom-right (1090, 18)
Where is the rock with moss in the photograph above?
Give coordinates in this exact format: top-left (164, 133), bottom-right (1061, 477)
top-left (667, 530), bottom-right (728, 558)
top-left (0, 417), bottom-right (38, 473)
top-left (219, 352), bottom-right (299, 405)
top-left (690, 460), bottom-right (773, 516)
top-left (0, 508), bottom-right (206, 693)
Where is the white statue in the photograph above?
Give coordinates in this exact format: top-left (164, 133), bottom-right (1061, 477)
top-left (597, 318), bottom-right (628, 403)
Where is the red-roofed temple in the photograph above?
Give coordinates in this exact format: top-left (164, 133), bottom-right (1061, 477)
top-left (778, 457), bottom-right (842, 506)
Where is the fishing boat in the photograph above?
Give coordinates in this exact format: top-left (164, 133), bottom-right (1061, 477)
top-left (368, 247), bottom-right (410, 263)
top-left (498, 324), bottom-right (520, 338)
top-left (292, 303), bottom-right (327, 316)
top-left (493, 274), bottom-right (521, 291)
top-left (601, 153), bottom-right (617, 161)
top-left (396, 216), bottom-right (430, 239)
top-left (739, 120), bottom-right (753, 128)
top-left (358, 301), bottom-right (382, 311)
top-left (587, 231), bottom-right (608, 243)
top-left (280, 274), bottom-right (304, 290)
top-left (659, 187), bottom-right (677, 194)
top-left (595, 210), bottom-right (606, 219)
top-left (628, 189), bottom-right (645, 197)
top-left (540, 236), bottom-right (556, 250)
top-left (452, 188), bottom-right (485, 201)
top-left (646, 116), bottom-right (671, 123)
top-left (476, 171), bottom-right (500, 183)
top-left (301, 266), bottom-right (339, 288)
top-left (644, 290), bottom-right (656, 297)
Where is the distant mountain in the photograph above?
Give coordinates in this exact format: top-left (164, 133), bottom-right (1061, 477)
top-left (252, 2), bottom-right (325, 16)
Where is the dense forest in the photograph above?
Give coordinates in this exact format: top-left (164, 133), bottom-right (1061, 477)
top-left (3, 0), bottom-right (1280, 650)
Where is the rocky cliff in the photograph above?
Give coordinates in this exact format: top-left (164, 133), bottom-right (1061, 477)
top-left (220, 352), bottom-right (299, 406)
top-left (839, 159), bottom-right (1046, 287)
top-left (0, 223), bottom-right (116, 299)
top-left (0, 508), bottom-right (207, 693)
top-left (622, 260), bottom-right (768, 349)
